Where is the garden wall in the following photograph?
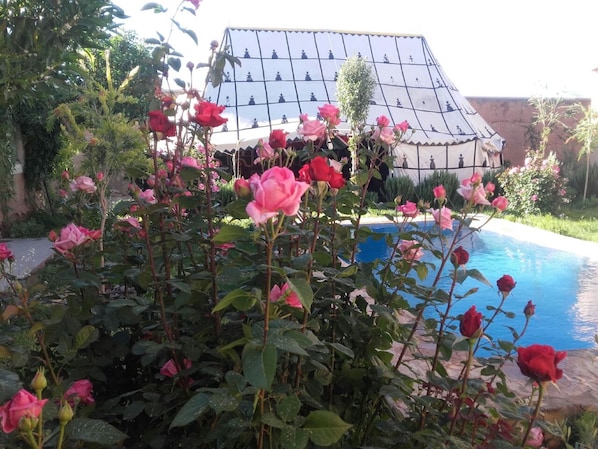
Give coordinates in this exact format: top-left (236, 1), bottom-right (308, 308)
top-left (467, 96), bottom-right (592, 167)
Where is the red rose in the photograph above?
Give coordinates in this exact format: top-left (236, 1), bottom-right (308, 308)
top-left (192, 101), bottom-right (227, 128)
top-left (497, 274), bottom-right (516, 293)
top-left (460, 305), bottom-right (482, 338)
top-left (328, 168), bottom-right (345, 189)
top-left (298, 164), bottom-right (311, 184)
top-left (148, 110), bottom-right (176, 137)
top-left (524, 300), bottom-right (536, 318)
top-left (451, 246), bottom-right (469, 266)
top-left (308, 156), bottom-right (331, 181)
top-left (517, 344), bottom-right (566, 383)
top-left (268, 129), bottom-right (288, 149)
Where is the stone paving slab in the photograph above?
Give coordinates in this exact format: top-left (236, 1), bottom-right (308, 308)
top-left (0, 237), bottom-right (55, 291)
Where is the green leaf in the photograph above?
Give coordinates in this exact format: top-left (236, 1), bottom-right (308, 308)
top-left (174, 78), bottom-right (186, 89)
top-left (168, 56), bottom-right (181, 72)
top-left (303, 410), bottom-right (352, 446)
top-left (329, 343), bottom-right (355, 359)
top-left (242, 343), bottom-right (277, 390)
top-left (66, 418), bottom-right (128, 445)
top-left (73, 325), bottom-right (99, 350)
top-left (466, 268), bottom-right (492, 286)
top-left (212, 224), bottom-right (250, 243)
top-left (170, 393), bottom-right (210, 429)
top-left (286, 278), bottom-right (313, 311)
top-left (281, 425), bottom-right (310, 449)
top-left (213, 288), bottom-right (257, 313)
top-left (123, 401), bottom-right (145, 421)
top-left (261, 412), bottom-right (285, 428)
top-left (277, 395), bottom-right (301, 423)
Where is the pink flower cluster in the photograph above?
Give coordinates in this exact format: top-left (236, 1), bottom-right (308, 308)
top-left (270, 283), bottom-right (302, 308)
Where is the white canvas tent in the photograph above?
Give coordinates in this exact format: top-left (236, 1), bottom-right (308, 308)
top-left (204, 27), bottom-right (504, 183)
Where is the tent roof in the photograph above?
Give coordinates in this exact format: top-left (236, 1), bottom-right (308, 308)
top-left (204, 27), bottom-right (504, 152)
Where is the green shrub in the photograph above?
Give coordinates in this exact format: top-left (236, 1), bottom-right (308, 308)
top-left (498, 151), bottom-right (569, 216)
top-left (381, 174), bottom-right (415, 203)
top-left (566, 162), bottom-right (598, 201)
top-left (414, 170), bottom-right (461, 206)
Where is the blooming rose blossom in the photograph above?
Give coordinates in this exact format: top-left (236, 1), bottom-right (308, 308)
top-left (268, 129), bottom-right (288, 149)
top-left (376, 115), bottom-right (390, 128)
top-left (318, 104), bottom-right (341, 127)
top-left (139, 189), bottom-right (157, 204)
top-left (115, 217), bottom-right (142, 236)
top-left (460, 305), bottom-right (483, 338)
top-left (372, 126), bottom-right (396, 145)
top-left (148, 110), bottom-right (176, 137)
top-left (451, 246), bottom-right (469, 266)
top-left (246, 167), bottom-right (310, 225)
top-left (397, 201), bottom-right (419, 218)
top-left (300, 156), bottom-right (346, 189)
top-left (298, 117), bottom-right (327, 141)
top-left (70, 176), bottom-right (97, 194)
top-left (491, 196), bottom-right (508, 211)
top-left (431, 206), bottom-right (454, 231)
top-left (395, 120), bottom-right (409, 133)
top-left (527, 427), bottom-right (544, 448)
top-left (307, 156), bottom-right (331, 181)
top-left (517, 344), bottom-right (566, 383)
top-left (180, 156), bottom-right (200, 168)
top-left (0, 243), bottom-right (13, 262)
top-left (65, 379), bottom-right (95, 405)
top-left (54, 223), bottom-right (94, 254)
top-left (496, 274), bottom-right (516, 294)
top-left (160, 358), bottom-right (192, 377)
top-left (399, 240), bottom-right (423, 261)
top-left (524, 300), bottom-right (536, 318)
top-left (0, 389), bottom-right (48, 433)
top-left (457, 181), bottom-right (490, 206)
top-left (433, 185), bottom-right (446, 201)
top-left (270, 283), bottom-right (302, 308)
top-left (192, 101), bottom-right (227, 127)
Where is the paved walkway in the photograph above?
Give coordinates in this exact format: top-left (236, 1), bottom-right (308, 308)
top-left (0, 237), bottom-right (55, 291)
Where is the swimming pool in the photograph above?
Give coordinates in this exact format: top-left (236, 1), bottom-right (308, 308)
top-left (357, 222), bottom-right (598, 351)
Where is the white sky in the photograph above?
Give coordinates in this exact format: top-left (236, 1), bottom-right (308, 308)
top-left (112, 0), bottom-right (598, 101)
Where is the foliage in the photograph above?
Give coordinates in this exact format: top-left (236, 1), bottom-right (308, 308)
top-left (414, 170), bottom-right (461, 206)
top-left (0, 3), bottom-right (576, 449)
top-left (381, 174), bottom-right (415, 204)
top-left (570, 410), bottom-right (598, 448)
top-left (336, 56), bottom-right (376, 133)
top-left (497, 151), bottom-right (569, 216)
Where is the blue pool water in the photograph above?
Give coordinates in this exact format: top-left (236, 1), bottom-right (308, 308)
top-left (357, 223), bottom-right (598, 351)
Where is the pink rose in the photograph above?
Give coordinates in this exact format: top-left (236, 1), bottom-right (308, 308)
top-left (70, 176), bottom-right (97, 194)
top-left (65, 379), bottom-right (95, 405)
top-left (457, 183), bottom-right (491, 206)
top-left (268, 129), bottom-right (288, 149)
top-left (160, 358), bottom-right (192, 377)
top-left (96, 172), bottom-right (104, 182)
top-left (433, 185), bottom-right (446, 201)
top-left (254, 139), bottom-right (276, 164)
top-left (246, 167), bottom-right (310, 225)
top-left (397, 201), bottom-right (418, 218)
top-left (0, 243), bottom-right (13, 262)
top-left (180, 156), bottom-right (200, 168)
top-left (54, 223), bottom-right (92, 254)
top-left (527, 427), bottom-right (544, 448)
top-left (0, 389), bottom-right (48, 433)
top-left (318, 104), bottom-right (341, 127)
top-left (298, 118), bottom-right (327, 141)
top-left (372, 126), bottom-right (396, 145)
top-left (492, 196), bottom-right (508, 211)
top-left (376, 115), bottom-right (390, 128)
top-left (233, 178), bottom-right (252, 200)
top-left (270, 283), bottom-right (302, 308)
top-left (139, 189), bottom-right (157, 204)
top-left (395, 120), bottom-right (409, 133)
top-left (399, 240), bottom-right (423, 261)
top-left (115, 217), bottom-right (142, 236)
top-left (431, 206), bottom-right (454, 231)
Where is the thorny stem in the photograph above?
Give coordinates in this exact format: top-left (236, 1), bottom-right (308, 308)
top-left (521, 382), bottom-right (545, 448)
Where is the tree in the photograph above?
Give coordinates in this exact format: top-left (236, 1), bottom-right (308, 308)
top-left (566, 103), bottom-right (598, 203)
top-left (0, 0), bottom-right (123, 213)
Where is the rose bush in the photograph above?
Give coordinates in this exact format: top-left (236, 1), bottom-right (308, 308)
top-left (0, 2), bottom-right (574, 449)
